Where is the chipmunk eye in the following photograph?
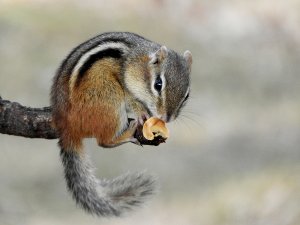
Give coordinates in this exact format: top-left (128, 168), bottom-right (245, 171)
top-left (154, 76), bottom-right (163, 92)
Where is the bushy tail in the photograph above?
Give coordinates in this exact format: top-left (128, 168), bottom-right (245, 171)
top-left (60, 149), bottom-right (156, 216)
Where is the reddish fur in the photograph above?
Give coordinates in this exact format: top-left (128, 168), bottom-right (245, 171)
top-left (54, 58), bottom-right (126, 151)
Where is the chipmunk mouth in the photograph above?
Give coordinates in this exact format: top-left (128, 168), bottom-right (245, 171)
top-left (160, 114), bottom-right (168, 123)
top-left (142, 112), bottom-right (170, 124)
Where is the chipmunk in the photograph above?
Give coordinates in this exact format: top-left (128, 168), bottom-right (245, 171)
top-left (51, 32), bottom-right (192, 216)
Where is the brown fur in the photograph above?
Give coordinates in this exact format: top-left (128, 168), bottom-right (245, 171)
top-left (57, 58), bottom-right (131, 151)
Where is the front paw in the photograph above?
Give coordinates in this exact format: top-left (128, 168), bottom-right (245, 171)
top-left (128, 119), bottom-right (139, 130)
top-left (129, 137), bottom-right (142, 146)
top-left (128, 114), bottom-right (147, 128)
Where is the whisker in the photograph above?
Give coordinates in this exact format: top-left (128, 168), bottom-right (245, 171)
top-left (180, 114), bottom-right (203, 128)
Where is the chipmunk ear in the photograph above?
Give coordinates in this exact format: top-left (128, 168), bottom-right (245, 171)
top-left (183, 50), bottom-right (192, 69)
top-left (149, 46), bottom-right (168, 64)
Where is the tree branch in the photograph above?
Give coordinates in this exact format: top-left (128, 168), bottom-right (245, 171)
top-left (0, 96), bottom-right (58, 139)
top-left (0, 97), bottom-right (165, 145)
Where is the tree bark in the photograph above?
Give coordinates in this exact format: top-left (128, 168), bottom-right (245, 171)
top-left (0, 96), bottom-right (58, 139)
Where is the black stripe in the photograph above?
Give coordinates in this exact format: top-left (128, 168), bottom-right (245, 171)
top-left (65, 35), bottom-right (133, 77)
top-left (58, 32), bottom-right (149, 80)
top-left (75, 48), bottom-right (123, 87)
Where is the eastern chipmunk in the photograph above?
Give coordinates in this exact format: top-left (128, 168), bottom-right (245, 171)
top-left (51, 32), bottom-right (192, 216)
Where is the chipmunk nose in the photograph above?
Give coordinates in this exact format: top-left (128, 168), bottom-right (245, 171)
top-left (160, 114), bottom-right (168, 123)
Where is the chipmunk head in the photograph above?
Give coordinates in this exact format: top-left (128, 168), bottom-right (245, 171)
top-left (125, 46), bottom-right (192, 122)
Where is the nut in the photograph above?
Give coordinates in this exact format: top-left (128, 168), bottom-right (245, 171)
top-left (142, 117), bottom-right (169, 140)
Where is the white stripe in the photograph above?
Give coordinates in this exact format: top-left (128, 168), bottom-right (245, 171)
top-left (72, 42), bottom-right (129, 75)
top-left (69, 42), bottom-right (129, 90)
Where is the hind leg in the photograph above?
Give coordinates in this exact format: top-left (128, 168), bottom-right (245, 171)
top-left (97, 119), bottom-right (140, 148)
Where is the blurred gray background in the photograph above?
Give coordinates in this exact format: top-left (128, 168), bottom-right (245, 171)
top-left (0, 0), bottom-right (300, 224)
